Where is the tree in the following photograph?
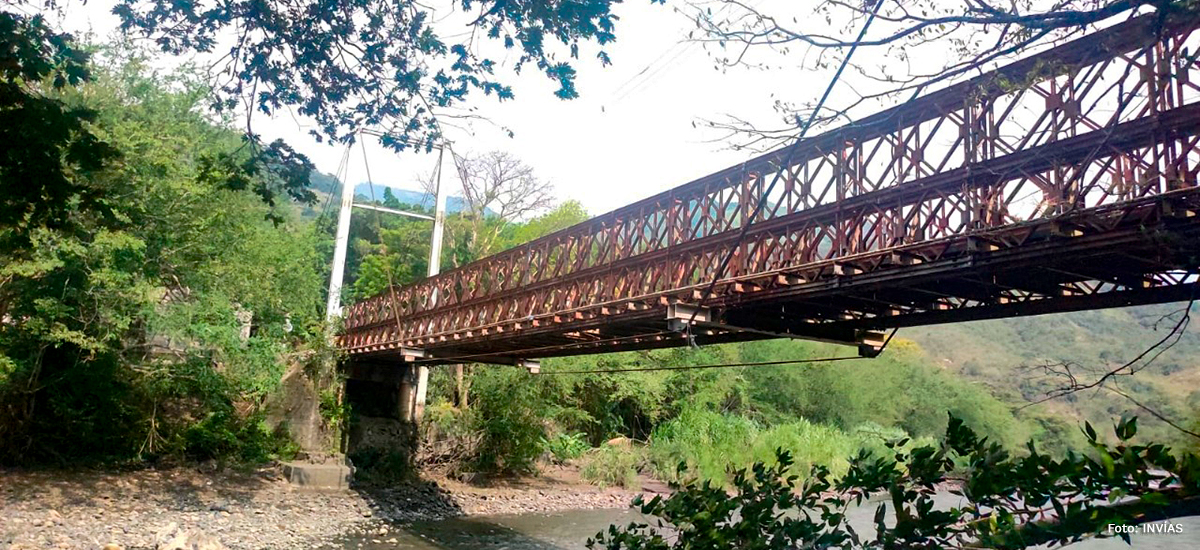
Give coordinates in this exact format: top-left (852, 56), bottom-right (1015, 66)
top-left (0, 9), bottom-right (116, 243)
top-left (3, 0), bottom-right (653, 244)
top-left (382, 187), bottom-right (401, 208)
top-left (689, 0), bottom-right (1198, 150)
top-left (433, 150), bottom-right (556, 265)
top-left (107, 0), bottom-right (659, 150)
top-left (502, 199), bottom-right (590, 247)
top-left (1019, 297), bottom-right (1200, 444)
top-left (0, 8), bottom-right (316, 240)
top-left (0, 56), bottom-right (327, 464)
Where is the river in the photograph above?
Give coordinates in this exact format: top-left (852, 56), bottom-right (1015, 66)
top-left (337, 502), bottom-right (1200, 549)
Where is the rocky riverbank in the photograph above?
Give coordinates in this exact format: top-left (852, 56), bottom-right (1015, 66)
top-left (0, 465), bottom-right (653, 550)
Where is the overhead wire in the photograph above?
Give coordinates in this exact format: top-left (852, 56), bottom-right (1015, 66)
top-left (318, 142), bottom-right (354, 221)
top-left (373, 2), bottom-right (901, 371)
top-left (401, 4), bottom-right (898, 369)
top-left (536, 327), bottom-right (899, 375)
top-left (540, 355), bottom-right (861, 375)
top-left (408, 330), bottom-right (679, 365)
top-left (608, 0), bottom-right (764, 106)
top-left (359, 134), bottom-right (427, 338)
top-left (683, 0), bottom-right (889, 338)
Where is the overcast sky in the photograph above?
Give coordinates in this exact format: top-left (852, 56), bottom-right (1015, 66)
top-left (58, 1), bottom-right (1067, 219)
top-left (58, 1), bottom-right (858, 217)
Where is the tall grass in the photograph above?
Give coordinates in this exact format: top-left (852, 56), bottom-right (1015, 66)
top-left (580, 444), bottom-right (644, 489)
top-left (646, 408), bottom-right (925, 486)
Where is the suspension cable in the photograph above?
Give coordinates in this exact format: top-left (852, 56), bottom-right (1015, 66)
top-left (408, 330), bottom-right (679, 364)
top-left (360, 135), bottom-right (410, 338)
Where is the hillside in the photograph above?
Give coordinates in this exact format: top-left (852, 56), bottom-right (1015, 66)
top-left (904, 301), bottom-right (1200, 448)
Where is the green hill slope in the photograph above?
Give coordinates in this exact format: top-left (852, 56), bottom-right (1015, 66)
top-left (903, 301), bottom-right (1200, 449)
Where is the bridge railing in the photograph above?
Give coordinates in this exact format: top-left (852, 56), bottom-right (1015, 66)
top-left (342, 13), bottom-right (1200, 352)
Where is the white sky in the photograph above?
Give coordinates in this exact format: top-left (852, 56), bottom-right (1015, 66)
top-left (56, 1), bottom-right (855, 217)
top-left (57, 1), bottom-right (1063, 218)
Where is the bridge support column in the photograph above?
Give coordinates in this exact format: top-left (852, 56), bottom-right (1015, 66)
top-left (396, 363), bottom-right (421, 422)
top-left (413, 365), bottom-right (429, 421)
top-left (343, 362), bottom-right (421, 461)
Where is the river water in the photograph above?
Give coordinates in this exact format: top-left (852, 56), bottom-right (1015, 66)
top-left (338, 501), bottom-right (1200, 549)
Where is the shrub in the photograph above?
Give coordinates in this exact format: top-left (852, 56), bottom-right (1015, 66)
top-left (468, 368), bottom-right (548, 474)
top-left (419, 402), bottom-right (480, 474)
top-left (182, 409), bottom-right (296, 464)
top-left (750, 419), bottom-right (860, 476)
top-left (542, 432), bottom-right (590, 464)
top-left (648, 408), bottom-right (759, 483)
top-left (647, 408), bottom-right (877, 485)
top-left (590, 416), bottom-right (1200, 550)
top-left (581, 444), bottom-right (643, 489)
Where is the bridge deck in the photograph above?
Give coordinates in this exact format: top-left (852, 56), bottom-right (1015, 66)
top-left (342, 13), bottom-right (1200, 366)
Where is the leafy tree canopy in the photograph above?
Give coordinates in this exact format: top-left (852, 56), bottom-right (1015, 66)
top-left (0, 9), bottom-right (115, 240)
top-left (110, 0), bottom-right (661, 150)
top-left (0, 54), bottom-right (327, 464)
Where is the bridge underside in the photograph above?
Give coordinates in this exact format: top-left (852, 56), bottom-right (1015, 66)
top-left (348, 193), bottom-right (1199, 368)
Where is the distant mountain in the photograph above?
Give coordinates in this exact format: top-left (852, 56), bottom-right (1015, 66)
top-left (349, 184), bottom-right (471, 214)
top-left (905, 302), bottom-right (1200, 449)
top-left (307, 170), bottom-right (479, 215)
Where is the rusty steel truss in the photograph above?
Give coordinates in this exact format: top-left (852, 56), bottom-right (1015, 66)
top-left (342, 13), bottom-right (1200, 365)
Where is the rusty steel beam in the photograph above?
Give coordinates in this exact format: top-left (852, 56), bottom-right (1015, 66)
top-left (341, 13), bottom-right (1200, 364)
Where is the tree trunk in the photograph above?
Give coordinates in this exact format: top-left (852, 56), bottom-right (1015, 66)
top-left (454, 364), bottom-right (466, 408)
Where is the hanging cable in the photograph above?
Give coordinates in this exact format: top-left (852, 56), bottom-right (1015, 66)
top-left (408, 329), bottom-right (680, 364)
top-left (535, 327), bottom-right (899, 375)
top-left (539, 355), bottom-right (861, 375)
top-left (319, 142), bottom-right (353, 221)
top-left (359, 135), bottom-right (412, 339)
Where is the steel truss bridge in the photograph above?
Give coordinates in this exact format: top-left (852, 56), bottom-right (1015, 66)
top-left (341, 14), bottom-right (1200, 368)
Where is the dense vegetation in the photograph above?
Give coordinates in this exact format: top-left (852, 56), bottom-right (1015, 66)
top-left (3, 47), bottom-right (1197, 492)
top-left (910, 305), bottom-right (1200, 451)
top-left (6, 2), bottom-right (1199, 547)
top-left (591, 417), bottom-right (1200, 549)
top-left (419, 337), bottom-right (1036, 486)
top-left (0, 55), bottom-right (330, 464)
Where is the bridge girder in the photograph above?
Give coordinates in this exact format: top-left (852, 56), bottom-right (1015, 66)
top-left (341, 13), bottom-right (1200, 367)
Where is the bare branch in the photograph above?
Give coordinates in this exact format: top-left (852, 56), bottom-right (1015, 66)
top-left (687, 0), bottom-right (1187, 148)
top-left (1019, 290), bottom-right (1199, 440)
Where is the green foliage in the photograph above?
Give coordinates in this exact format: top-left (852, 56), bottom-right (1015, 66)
top-left (907, 303), bottom-right (1200, 450)
top-left (501, 200), bottom-right (590, 246)
top-left (646, 409), bottom-right (915, 486)
top-left (424, 336), bottom-right (1034, 486)
top-left (739, 338), bottom-right (1026, 448)
top-left (0, 8), bottom-right (118, 240)
top-left (542, 432), bottom-right (590, 464)
top-left (647, 408), bottom-right (761, 483)
top-left (468, 367), bottom-right (549, 474)
top-left (183, 410), bottom-right (296, 464)
top-left (0, 55), bottom-right (326, 465)
top-left (590, 415), bottom-right (1200, 550)
top-left (111, 0), bottom-right (659, 149)
top-left (423, 401), bottom-right (479, 441)
top-left (581, 445), bottom-right (644, 490)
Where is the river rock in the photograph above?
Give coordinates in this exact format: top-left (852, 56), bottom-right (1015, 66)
top-left (155, 522), bottom-right (227, 550)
